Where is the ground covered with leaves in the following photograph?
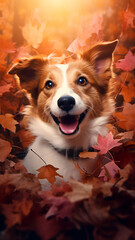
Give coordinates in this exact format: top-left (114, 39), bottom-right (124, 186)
top-left (0, 0), bottom-right (135, 239)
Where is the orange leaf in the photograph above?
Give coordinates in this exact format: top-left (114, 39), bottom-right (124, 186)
top-left (114, 103), bottom-right (135, 130)
top-left (79, 151), bottom-right (98, 159)
top-left (0, 113), bottom-right (18, 133)
top-left (120, 83), bottom-right (135, 102)
top-left (0, 139), bottom-right (12, 162)
top-left (37, 165), bottom-right (63, 184)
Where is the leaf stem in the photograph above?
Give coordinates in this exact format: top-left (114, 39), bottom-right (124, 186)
top-left (31, 149), bottom-right (47, 165)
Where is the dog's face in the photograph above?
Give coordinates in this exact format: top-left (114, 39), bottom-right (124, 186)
top-left (9, 40), bottom-right (117, 138)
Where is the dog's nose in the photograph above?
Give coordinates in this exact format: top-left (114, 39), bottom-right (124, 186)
top-left (58, 96), bottom-right (75, 112)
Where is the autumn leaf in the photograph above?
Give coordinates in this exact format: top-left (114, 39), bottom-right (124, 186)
top-left (120, 83), bottom-right (135, 102)
top-left (37, 165), bottom-right (63, 184)
top-left (93, 132), bottom-right (122, 155)
top-left (0, 113), bottom-right (18, 133)
top-left (0, 84), bottom-right (12, 96)
top-left (45, 196), bottom-right (74, 219)
top-left (0, 139), bottom-right (12, 162)
top-left (78, 13), bottom-right (103, 45)
top-left (2, 198), bottom-right (33, 229)
top-left (99, 161), bottom-right (120, 181)
top-left (117, 131), bottom-right (134, 141)
top-left (65, 179), bottom-right (93, 202)
top-left (79, 151), bottom-right (98, 159)
top-left (22, 20), bottom-right (46, 49)
top-left (114, 103), bottom-right (135, 130)
top-left (67, 39), bottom-right (82, 53)
top-left (115, 50), bottom-right (135, 71)
top-left (67, 13), bottom-right (103, 53)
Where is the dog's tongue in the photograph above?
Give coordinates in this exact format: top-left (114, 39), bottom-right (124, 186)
top-left (59, 115), bottom-right (78, 134)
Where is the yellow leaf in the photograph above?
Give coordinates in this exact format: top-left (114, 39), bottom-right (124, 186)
top-left (22, 20), bottom-right (46, 49)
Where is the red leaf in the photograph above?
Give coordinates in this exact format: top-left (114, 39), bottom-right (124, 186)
top-left (99, 161), bottom-right (120, 181)
top-left (45, 196), bottom-right (74, 219)
top-left (37, 165), bottom-right (63, 184)
top-left (115, 51), bottom-right (135, 71)
top-left (93, 132), bottom-right (122, 155)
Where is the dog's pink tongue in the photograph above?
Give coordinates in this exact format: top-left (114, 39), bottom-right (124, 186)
top-left (59, 116), bottom-right (78, 134)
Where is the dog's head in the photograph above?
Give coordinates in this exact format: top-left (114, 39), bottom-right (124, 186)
top-left (9, 40), bottom-right (118, 137)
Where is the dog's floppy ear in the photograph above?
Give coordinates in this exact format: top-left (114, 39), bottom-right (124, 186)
top-left (8, 57), bottom-right (48, 99)
top-left (81, 40), bottom-right (118, 84)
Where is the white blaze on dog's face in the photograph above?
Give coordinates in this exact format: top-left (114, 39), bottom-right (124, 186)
top-left (8, 40), bottom-right (118, 138)
top-left (48, 64), bottom-right (88, 135)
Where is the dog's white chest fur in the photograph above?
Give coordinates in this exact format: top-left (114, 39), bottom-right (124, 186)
top-left (23, 115), bottom-right (108, 187)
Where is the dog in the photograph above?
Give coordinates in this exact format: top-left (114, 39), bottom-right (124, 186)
top-left (9, 40), bottom-right (118, 187)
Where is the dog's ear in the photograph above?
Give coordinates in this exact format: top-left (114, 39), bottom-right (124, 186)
top-left (81, 40), bottom-right (118, 84)
top-left (8, 57), bottom-right (48, 99)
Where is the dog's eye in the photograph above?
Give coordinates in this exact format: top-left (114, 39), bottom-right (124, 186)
top-left (77, 77), bottom-right (88, 86)
top-left (45, 80), bottom-right (54, 89)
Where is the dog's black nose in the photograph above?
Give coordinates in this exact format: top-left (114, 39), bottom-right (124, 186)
top-left (58, 96), bottom-right (75, 112)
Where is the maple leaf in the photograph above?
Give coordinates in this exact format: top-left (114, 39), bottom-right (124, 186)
top-left (67, 39), bottom-right (82, 53)
top-left (0, 113), bottom-right (18, 133)
top-left (120, 83), bottom-right (135, 102)
top-left (99, 161), bottom-right (120, 181)
top-left (67, 13), bottom-right (103, 53)
top-left (0, 139), bottom-right (12, 162)
top-left (37, 165), bottom-right (63, 184)
top-left (115, 51), bottom-right (135, 71)
top-left (22, 20), bottom-right (46, 49)
top-left (93, 132), bottom-right (122, 155)
top-left (114, 103), bottom-right (135, 130)
top-left (0, 84), bottom-right (12, 96)
top-left (78, 13), bottom-right (104, 46)
top-left (65, 180), bottom-right (93, 202)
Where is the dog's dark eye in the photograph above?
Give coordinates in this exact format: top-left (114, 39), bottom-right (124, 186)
top-left (77, 77), bottom-right (88, 86)
top-left (45, 80), bottom-right (54, 90)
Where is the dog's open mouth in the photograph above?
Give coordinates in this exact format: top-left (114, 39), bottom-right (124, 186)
top-left (51, 109), bottom-right (89, 135)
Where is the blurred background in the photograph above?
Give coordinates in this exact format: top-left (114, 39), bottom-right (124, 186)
top-left (0, 0), bottom-right (135, 58)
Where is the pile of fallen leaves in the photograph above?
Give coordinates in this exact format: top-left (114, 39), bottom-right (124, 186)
top-left (0, 0), bottom-right (135, 239)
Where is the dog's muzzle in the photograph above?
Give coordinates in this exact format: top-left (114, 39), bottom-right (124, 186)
top-left (51, 96), bottom-right (89, 135)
